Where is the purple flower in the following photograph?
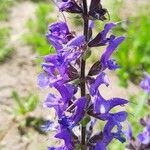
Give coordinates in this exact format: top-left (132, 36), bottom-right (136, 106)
top-left (88, 23), bottom-right (116, 47)
top-left (92, 93), bottom-right (128, 115)
top-left (140, 72), bottom-right (150, 93)
top-left (137, 125), bottom-right (150, 144)
top-left (137, 115), bottom-right (150, 145)
top-left (59, 0), bottom-right (83, 13)
top-left (40, 34), bottom-right (85, 87)
top-left (95, 111), bottom-right (128, 123)
top-left (46, 22), bottom-right (73, 51)
top-left (40, 54), bottom-right (68, 86)
top-left (70, 97), bottom-right (87, 126)
top-left (38, 51), bottom-right (80, 87)
top-left (43, 84), bottom-right (77, 119)
top-left (126, 115), bottom-right (150, 149)
top-left (100, 36), bottom-right (125, 70)
top-left (89, 72), bottom-right (110, 96)
top-left (55, 126), bottom-right (73, 149)
top-left (91, 112), bottom-right (127, 149)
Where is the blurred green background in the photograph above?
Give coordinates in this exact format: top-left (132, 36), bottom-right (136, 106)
top-left (0, 0), bottom-right (150, 149)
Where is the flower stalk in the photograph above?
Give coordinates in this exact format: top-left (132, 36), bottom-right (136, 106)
top-left (81, 0), bottom-right (89, 148)
top-left (38, 0), bottom-right (129, 149)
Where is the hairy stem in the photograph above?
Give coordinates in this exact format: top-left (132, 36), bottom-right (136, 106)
top-left (81, 0), bottom-right (89, 149)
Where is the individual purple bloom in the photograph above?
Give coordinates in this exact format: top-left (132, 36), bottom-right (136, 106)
top-left (41, 54), bottom-right (68, 86)
top-left (92, 113), bottom-right (127, 149)
top-left (48, 22), bottom-right (69, 36)
top-left (100, 36), bottom-right (125, 70)
top-left (70, 97), bottom-right (87, 126)
top-left (43, 93), bottom-right (61, 108)
top-left (60, 35), bottom-right (85, 63)
top-left (137, 125), bottom-right (150, 144)
top-left (43, 93), bottom-right (65, 118)
top-left (43, 84), bottom-right (76, 119)
top-left (54, 83), bottom-right (77, 104)
top-left (59, 0), bottom-right (83, 14)
top-left (41, 54), bottom-right (76, 86)
top-left (55, 126), bottom-right (73, 150)
top-left (92, 93), bottom-right (128, 115)
top-left (46, 22), bottom-right (73, 51)
top-left (89, 72), bottom-right (110, 96)
top-left (140, 72), bottom-right (150, 93)
top-left (57, 97), bottom-right (87, 128)
top-left (126, 114), bottom-right (150, 149)
top-left (95, 111), bottom-right (128, 122)
top-left (88, 23), bottom-right (116, 47)
top-left (103, 116), bottom-right (126, 142)
top-left (88, 56), bottom-right (120, 77)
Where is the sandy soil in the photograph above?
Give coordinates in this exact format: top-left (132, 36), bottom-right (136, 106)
top-left (0, 1), bottom-right (50, 150)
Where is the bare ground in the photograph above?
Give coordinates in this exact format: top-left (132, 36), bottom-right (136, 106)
top-left (0, 1), bottom-right (51, 150)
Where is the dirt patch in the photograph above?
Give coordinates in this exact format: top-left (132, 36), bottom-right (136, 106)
top-left (0, 1), bottom-right (51, 150)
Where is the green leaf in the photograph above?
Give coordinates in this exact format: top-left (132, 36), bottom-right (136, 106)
top-left (25, 95), bottom-right (39, 112)
top-left (12, 91), bottom-right (26, 115)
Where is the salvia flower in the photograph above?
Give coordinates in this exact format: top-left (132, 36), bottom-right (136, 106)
top-left (126, 74), bottom-right (150, 150)
top-left (59, 0), bottom-right (83, 14)
top-left (38, 0), bottom-right (128, 149)
top-left (140, 72), bottom-right (150, 93)
top-left (88, 23), bottom-right (117, 47)
top-left (46, 22), bottom-right (74, 51)
top-left (126, 116), bottom-right (150, 150)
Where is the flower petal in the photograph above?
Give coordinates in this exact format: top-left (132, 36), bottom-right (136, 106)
top-left (37, 72), bottom-right (49, 88)
top-left (101, 36), bottom-right (125, 69)
top-left (90, 72), bottom-right (110, 96)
